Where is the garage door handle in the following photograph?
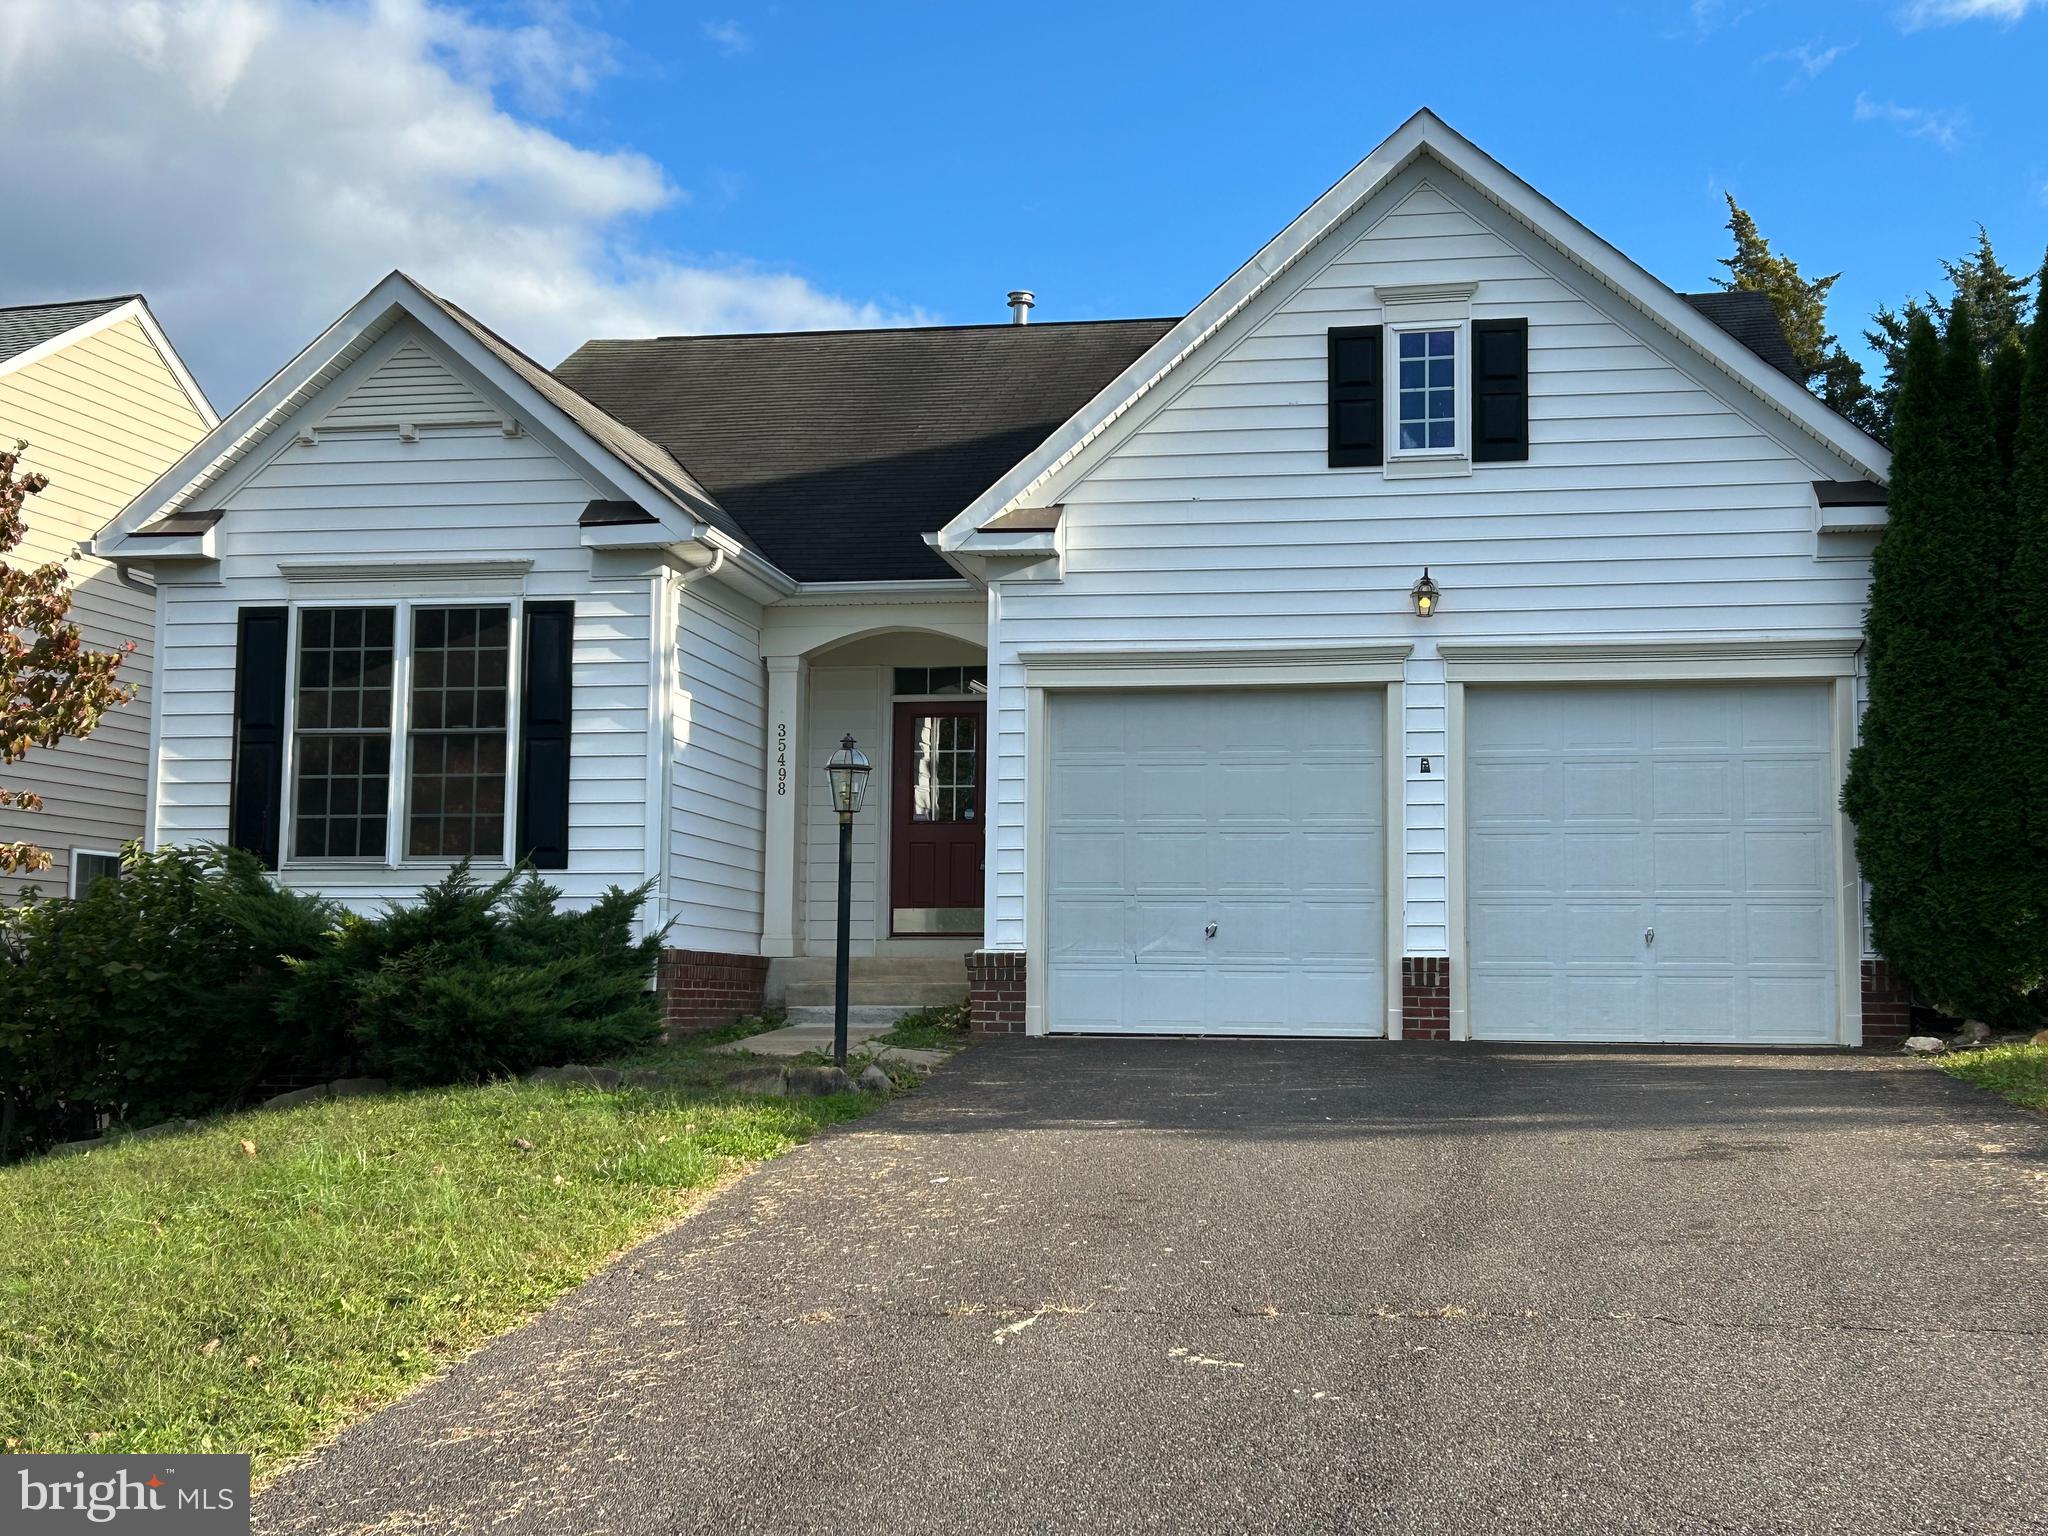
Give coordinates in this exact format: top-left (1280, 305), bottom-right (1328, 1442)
top-left (1645, 927), bottom-right (1655, 946)
top-left (1205, 922), bottom-right (1218, 939)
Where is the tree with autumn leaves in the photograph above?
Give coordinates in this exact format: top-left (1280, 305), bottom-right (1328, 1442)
top-left (1, 442), bottom-right (134, 876)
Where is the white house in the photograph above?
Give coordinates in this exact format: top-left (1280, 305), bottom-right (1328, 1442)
top-left (98, 111), bottom-right (1902, 1045)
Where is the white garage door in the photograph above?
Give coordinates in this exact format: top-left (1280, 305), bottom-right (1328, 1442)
top-left (1466, 683), bottom-right (1838, 1044)
top-left (1047, 689), bottom-right (1385, 1035)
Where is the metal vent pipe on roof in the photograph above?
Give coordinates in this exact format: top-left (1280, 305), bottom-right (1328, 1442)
top-left (1007, 290), bottom-right (1035, 324)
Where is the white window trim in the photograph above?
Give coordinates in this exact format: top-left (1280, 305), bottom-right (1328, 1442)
top-left (69, 849), bottom-right (123, 897)
top-left (1385, 317), bottom-right (1471, 471)
top-left (279, 595), bottom-right (525, 873)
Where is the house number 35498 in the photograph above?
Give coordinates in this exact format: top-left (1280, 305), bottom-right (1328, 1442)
top-left (775, 723), bottom-right (789, 796)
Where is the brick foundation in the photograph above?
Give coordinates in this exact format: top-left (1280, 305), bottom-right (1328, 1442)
top-left (1401, 957), bottom-right (1451, 1041)
top-left (659, 948), bottom-right (770, 1036)
top-left (1860, 959), bottom-right (1913, 1045)
top-left (967, 949), bottom-right (1028, 1035)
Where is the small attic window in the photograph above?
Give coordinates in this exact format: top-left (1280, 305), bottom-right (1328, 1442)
top-left (1393, 326), bottom-right (1463, 455)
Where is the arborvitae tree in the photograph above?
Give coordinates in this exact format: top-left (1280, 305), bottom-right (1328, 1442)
top-left (1716, 195), bottom-right (1879, 433)
top-left (1989, 330), bottom-right (2027, 476)
top-left (1862, 231), bottom-right (2036, 441)
top-left (2011, 263), bottom-right (2048, 977)
top-left (1844, 302), bottom-right (2039, 1022)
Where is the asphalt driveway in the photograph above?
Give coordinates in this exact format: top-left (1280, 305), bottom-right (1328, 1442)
top-left (255, 1041), bottom-right (2048, 1536)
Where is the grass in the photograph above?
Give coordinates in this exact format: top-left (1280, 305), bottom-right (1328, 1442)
top-left (870, 1001), bottom-right (970, 1053)
top-left (0, 1023), bottom-right (875, 1477)
top-left (1939, 1042), bottom-right (2048, 1113)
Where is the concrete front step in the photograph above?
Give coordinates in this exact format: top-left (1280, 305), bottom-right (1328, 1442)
top-left (784, 979), bottom-right (968, 1008)
top-left (776, 957), bottom-right (967, 985)
top-left (784, 1004), bottom-right (920, 1031)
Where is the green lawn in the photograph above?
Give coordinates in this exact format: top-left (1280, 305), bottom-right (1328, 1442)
top-left (1940, 1042), bottom-right (2048, 1113)
top-left (0, 1030), bottom-right (875, 1477)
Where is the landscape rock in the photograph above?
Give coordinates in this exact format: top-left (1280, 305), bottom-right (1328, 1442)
top-left (259, 1085), bottom-right (331, 1111)
top-left (723, 1066), bottom-right (787, 1096)
top-left (1901, 1036), bottom-right (1947, 1055)
top-left (47, 1138), bottom-right (100, 1159)
top-left (858, 1064), bottom-right (892, 1094)
top-left (2033, 1028), bottom-right (2048, 1048)
top-left (525, 1065), bottom-right (623, 1090)
top-left (623, 1069), bottom-right (680, 1090)
top-left (1955, 1020), bottom-right (1992, 1045)
top-left (326, 1077), bottom-right (388, 1099)
top-left (782, 1064), bottom-right (855, 1097)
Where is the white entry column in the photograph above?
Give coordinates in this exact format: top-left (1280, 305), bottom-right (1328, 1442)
top-left (761, 653), bottom-right (807, 956)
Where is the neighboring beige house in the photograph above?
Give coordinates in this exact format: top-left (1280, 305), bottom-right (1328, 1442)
top-left (0, 296), bottom-right (216, 899)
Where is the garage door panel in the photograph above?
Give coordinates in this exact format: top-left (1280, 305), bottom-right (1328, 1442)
top-left (1562, 760), bottom-right (1643, 820)
top-left (1651, 760), bottom-right (1733, 820)
top-left (1652, 832), bottom-right (1734, 893)
top-left (1745, 903), bottom-right (1831, 963)
top-left (1565, 831), bottom-right (1650, 894)
top-left (1129, 832), bottom-right (1204, 891)
top-left (1743, 758), bottom-right (1828, 820)
top-left (1648, 903), bottom-right (1735, 963)
top-left (1468, 683), bottom-right (1836, 1044)
top-left (1048, 688), bottom-right (1384, 1036)
top-left (1470, 901), bottom-right (1560, 961)
top-left (1745, 830), bottom-right (1827, 893)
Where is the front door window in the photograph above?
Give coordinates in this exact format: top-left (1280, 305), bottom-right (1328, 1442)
top-left (910, 714), bottom-right (977, 823)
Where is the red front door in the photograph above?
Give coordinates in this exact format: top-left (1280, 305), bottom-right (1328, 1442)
top-left (890, 700), bottom-right (985, 935)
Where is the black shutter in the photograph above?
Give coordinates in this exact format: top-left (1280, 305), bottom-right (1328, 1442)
top-left (229, 607), bottom-right (289, 870)
top-left (517, 601), bottom-right (574, 870)
top-left (1328, 325), bottom-right (1384, 468)
top-left (1471, 318), bottom-right (1529, 463)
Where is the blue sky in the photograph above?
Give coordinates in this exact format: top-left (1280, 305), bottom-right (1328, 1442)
top-left (3, 0), bottom-right (2040, 402)
top-left (577, 0), bottom-right (2045, 351)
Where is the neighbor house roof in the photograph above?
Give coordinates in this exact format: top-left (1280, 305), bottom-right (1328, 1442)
top-left (0, 295), bottom-right (136, 367)
top-left (555, 318), bottom-right (1178, 582)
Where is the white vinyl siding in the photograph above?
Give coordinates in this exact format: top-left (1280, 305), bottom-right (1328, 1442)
top-left (152, 323), bottom-right (655, 911)
top-left (983, 166), bottom-right (1875, 957)
top-left (0, 314), bottom-right (209, 899)
top-left (668, 581), bottom-right (766, 952)
top-left (316, 338), bottom-right (493, 429)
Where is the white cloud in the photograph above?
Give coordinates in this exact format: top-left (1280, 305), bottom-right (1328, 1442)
top-left (1899, 0), bottom-right (2039, 28)
top-left (1853, 91), bottom-right (1968, 151)
top-left (1760, 39), bottom-right (1854, 88)
top-left (701, 19), bottom-right (753, 55)
top-left (0, 0), bottom-right (919, 405)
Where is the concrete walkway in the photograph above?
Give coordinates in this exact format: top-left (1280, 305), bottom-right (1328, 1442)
top-left (254, 1040), bottom-right (2048, 1535)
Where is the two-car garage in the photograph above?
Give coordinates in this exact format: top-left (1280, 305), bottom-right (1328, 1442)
top-left (1037, 669), bottom-right (1850, 1045)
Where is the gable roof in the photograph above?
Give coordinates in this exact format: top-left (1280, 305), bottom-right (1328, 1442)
top-left (1679, 291), bottom-right (1805, 384)
top-left (556, 318), bottom-right (1176, 582)
top-left (0, 294), bottom-right (218, 426)
top-left (99, 272), bottom-right (766, 573)
top-left (937, 109), bottom-right (1890, 555)
top-left (0, 296), bottom-right (135, 366)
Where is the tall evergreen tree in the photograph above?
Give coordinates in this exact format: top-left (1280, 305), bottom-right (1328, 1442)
top-left (2010, 263), bottom-right (2048, 975)
top-left (1844, 303), bottom-right (2038, 1022)
top-left (1715, 195), bottom-right (1880, 434)
top-left (1990, 331), bottom-right (2026, 475)
top-left (1862, 232), bottom-right (2036, 440)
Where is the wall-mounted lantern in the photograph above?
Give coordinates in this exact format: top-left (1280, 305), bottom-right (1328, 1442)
top-left (1410, 568), bottom-right (1441, 619)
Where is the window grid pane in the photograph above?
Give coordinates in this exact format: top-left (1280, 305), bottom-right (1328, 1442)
top-left (407, 605), bottom-right (511, 859)
top-left (910, 714), bottom-right (978, 823)
top-left (1397, 328), bottom-right (1458, 451)
top-left (293, 607), bottom-right (395, 859)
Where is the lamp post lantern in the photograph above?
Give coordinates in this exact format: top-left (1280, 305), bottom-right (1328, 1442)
top-left (823, 735), bottom-right (871, 1068)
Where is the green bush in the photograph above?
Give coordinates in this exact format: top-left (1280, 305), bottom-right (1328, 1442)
top-left (0, 852), bottom-right (665, 1158)
top-left (0, 846), bottom-right (335, 1149)
top-left (282, 866), bottom-right (664, 1086)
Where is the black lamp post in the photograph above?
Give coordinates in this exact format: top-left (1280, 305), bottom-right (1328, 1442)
top-left (823, 734), bottom-right (871, 1068)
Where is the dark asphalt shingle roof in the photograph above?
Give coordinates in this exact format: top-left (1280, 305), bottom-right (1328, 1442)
top-left (1679, 290), bottom-right (1806, 384)
top-left (553, 296), bottom-right (1808, 584)
top-left (0, 296), bottom-right (135, 367)
top-left (555, 319), bottom-right (1178, 582)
